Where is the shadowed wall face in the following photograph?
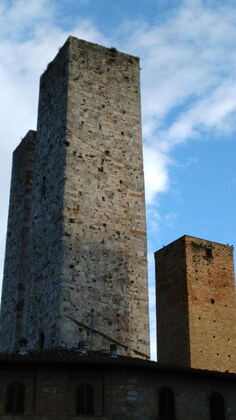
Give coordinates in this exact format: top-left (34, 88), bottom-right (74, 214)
top-left (0, 131), bottom-right (36, 351)
top-left (155, 236), bottom-right (190, 366)
top-left (0, 37), bottom-right (150, 358)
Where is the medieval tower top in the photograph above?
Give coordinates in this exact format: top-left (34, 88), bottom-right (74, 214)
top-left (0, 36), bottom-right (150, 358)
top-left (155, 235), bottom-right (236, 373)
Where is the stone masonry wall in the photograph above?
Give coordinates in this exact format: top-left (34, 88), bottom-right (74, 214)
top-left (0, 131), bottom-right (36, 351)
top-left (59, 38), bottom-right (149, 357)
top-left (20, 37), bottom-right (149, 357)
top-left (22, 41), bottom-right (69, 350)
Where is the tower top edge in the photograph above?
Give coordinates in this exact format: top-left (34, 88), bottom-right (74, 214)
top-left (40, 35), bottom-right (140, 81)
top-left (66, 35), bottom-right (140, 61)
top-left (154, 234), bottom-right (234, 255)
top-left (13, 130), bottom-right (36, 155)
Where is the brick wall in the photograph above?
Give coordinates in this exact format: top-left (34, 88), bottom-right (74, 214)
top-left (155, 235), bottom-right (236, 373)
top-left (0, 360), bottom-right (235, 420)
top-left (185, 236), bottom-right (236, 372)
top-left (155, 236), bottom-right (190, 366)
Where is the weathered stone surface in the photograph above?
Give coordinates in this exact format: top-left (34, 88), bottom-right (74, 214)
top-left (0, 130), bottom-right (36, 350)
top-left (0, 37), bottom-right (149, 358)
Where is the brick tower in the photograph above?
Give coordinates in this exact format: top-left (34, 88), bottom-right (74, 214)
top-left (0, 37), bottom-right (150, 358)
top-left (155, 235), bottom-right (236, 372)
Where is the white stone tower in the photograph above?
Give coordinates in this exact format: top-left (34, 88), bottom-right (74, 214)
top-left (0, 37), bottom-right (150, 359)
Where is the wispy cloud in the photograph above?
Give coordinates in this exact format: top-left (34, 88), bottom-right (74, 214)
top-left (2, 0), bottom-right (236, 227)
top-left (0, 0), bottom-right (108, 285)
top-left (117, 0), bottom-right (236, 204)
top-left (0, 0), bottom-right (54, 40)
top-left (1, 0), bottom-right (236, 359)
top-left (143, 147), bottom-right (170, 203)
top-left (122, 0), bottom-right (236, 358)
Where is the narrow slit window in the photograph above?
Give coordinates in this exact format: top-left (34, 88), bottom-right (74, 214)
top-left (209, 392), bottom-right (225, 420)
top-left (206, 248), bottom-right (213, 258)
top-left (5, 381), bottom-right (25, 415)
top-left (41, 176), bottom-right (46, 198)
top-left (159, 386), bottom-right (176, 419)
top-left (76, 383), bottom-right (94, 415)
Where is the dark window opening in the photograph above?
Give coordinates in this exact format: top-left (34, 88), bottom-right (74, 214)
top-left (5, 382), bottom-right (25, 415)
top-left (209, 392), bottom-right (225, 420)
top-left (159, 387), bottom-right (176, 420)
top-left (206, 248), bottom-right (213, 258)
top-left (211, 298), bottom-right (215, 304)
top-left (76, 383), bottom-right (94, 415)
top-left (39, 331), bottom-right (45, 349)
top-left (41, 176), bottom-right (46, 198)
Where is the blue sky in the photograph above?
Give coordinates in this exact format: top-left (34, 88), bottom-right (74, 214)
top-left (1, 0), bottom-right (236, 360)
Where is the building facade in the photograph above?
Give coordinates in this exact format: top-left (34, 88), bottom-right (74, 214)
top-left (0, 37), bottom-right (149, 358)
top-left (0, 349), bottom-right (235, 420)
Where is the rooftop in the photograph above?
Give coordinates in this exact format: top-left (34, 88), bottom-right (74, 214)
top-left (0, 348), bottom-right (235, 382)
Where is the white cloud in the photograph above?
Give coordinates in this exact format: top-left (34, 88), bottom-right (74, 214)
top-left (143, 147), bottom-right (169, 203)
top-left (0, 0), bottom-right (108, 287)
top-left (118, 1), bottom-right (236, 205)
top-left (0, 0), bottom-right (54, 40)
top-left (1, 0), bottom-right (236, 358)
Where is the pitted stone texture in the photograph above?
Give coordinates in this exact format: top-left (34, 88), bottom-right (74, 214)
top-left (0, 130), bottom-right (36, 351)
top-left (1, 37), bottom-right (149, 358)
top-left (155, 235), bottom-right (236, 373)
top-left (61, 38), bottom-right (149, 357)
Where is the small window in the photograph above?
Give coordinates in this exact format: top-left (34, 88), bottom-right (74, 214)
top-left (76, 383), bottom-right (94, 415)
top-left (39, 331), bottom-right (45, 349)
top-left (206, 248), bottom-right (213, 258)
top-left (159, 387), bottom-right (176, 419)
top-left (209, 392), bottom-right (225, 420)
top-left (5, 381), bottom-right (25, 414)
top-left (41, 176), bottom-right (46, 198)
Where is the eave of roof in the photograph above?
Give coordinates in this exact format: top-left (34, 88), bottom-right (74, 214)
top-left (0, 349), bottom-right (235, 382)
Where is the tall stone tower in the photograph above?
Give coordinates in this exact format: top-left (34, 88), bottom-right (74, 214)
top-left (155, 235), bottom-right (236, 372)
top-left (0, 36), bottom-right (150, 358)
